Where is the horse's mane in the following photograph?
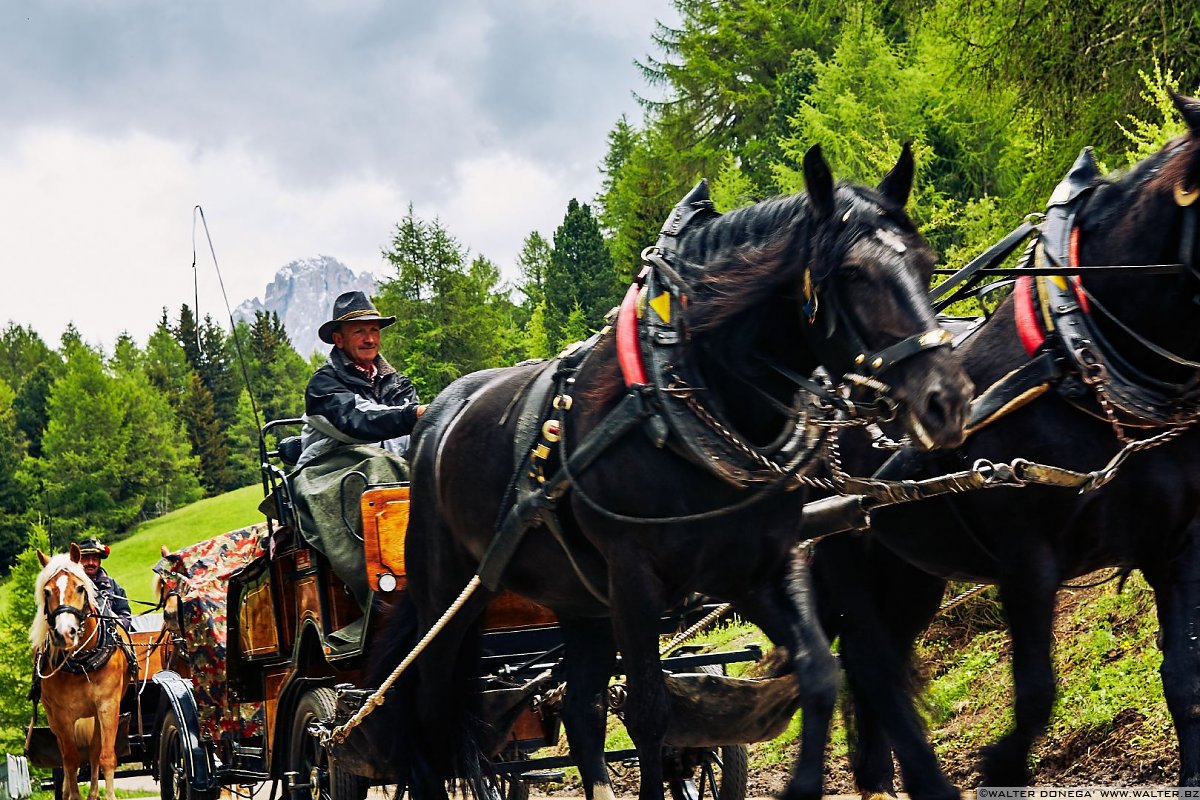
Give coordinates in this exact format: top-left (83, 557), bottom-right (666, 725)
top-left (677, 185), bottom-right (907, 335)
top-left (1085, 134), bottom-right (1198, 235)
top-left (31, 555), bottom-right (98, 648)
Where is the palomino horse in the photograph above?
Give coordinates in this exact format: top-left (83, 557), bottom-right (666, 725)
top-left (32, 544), bottom-right (132, 800)
top-left (811, 90), bottom-right (1200, 796)
top-left (365, 145), bottom-right (973, 800)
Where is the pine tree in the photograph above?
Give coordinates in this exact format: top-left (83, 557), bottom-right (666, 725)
top-left (544, 199), bottom-right (620, 352)
top-left (178, 372), bottom-right (233, 496)
top-left (376, 207), bottom-right (519, 396)
top-left (144, 313), bottom-right (193, 411)
top-left (0, 379), bottom-right (30, 572)
top-left (14, 365), bottom-right (55, 459)
top-left (516, 232), bottom-right (552, 309)
top-left (35, 339), bottom-right (131, 545)
top-left (0, 323), bottom-right (57, 392)
top-left (109, 343), bottom-right (202, 518)
top-left (0, 526), bottom-right (50, 751)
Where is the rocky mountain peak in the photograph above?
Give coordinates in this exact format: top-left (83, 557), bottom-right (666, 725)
top-left (234, 255), bottom-right (379, 356)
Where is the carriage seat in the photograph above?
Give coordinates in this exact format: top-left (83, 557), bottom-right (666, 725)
top-left (277, 436), bottom-right (302, 468)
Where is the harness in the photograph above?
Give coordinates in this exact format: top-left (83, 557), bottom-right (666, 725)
top-left (976, 147), bottom-right (1200, 438)
top-left (36, 597), bottom-right (135, 679)
top-left (472, 180), bottom-right (956, 591)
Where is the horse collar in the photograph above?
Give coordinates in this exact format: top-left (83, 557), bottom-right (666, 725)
top-left (1013, 151), bottom-right (1200, 429)
top-left (619, 241), bottom-right (828, 488)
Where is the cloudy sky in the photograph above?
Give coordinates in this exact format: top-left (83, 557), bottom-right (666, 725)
top-left (1, 1), bottom-right (673, 349)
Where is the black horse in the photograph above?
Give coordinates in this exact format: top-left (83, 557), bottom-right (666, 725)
top-left (811, 90), bottom-right (1200, 797)
top-left (367, 145), bottom-right (973, 800)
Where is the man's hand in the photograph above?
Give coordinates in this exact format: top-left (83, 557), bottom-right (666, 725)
top-left (416, 404), bottom-right (429, 419)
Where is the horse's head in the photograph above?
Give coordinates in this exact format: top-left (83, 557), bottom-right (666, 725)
top-left (1072, 90), bottom-right (1200, 379)
top-left (681, 145), bottom-right (972, 450)
top-left (32, 544), bottom-right (99, 651)
top-left (154, 544), bottom-right (189, 634)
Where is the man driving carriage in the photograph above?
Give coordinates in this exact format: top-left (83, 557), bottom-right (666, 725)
top-left (285, 291), bottom-right (428, 608)
top-left (75, 536), bottom-right (132, 630)
top-left (298, 290), bottom-right (427, 467)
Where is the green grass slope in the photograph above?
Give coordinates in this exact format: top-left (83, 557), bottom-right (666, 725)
top-left (104, 484), bottom-right (265, 601)
top-left (641, 574), bottom-right (1175, 794)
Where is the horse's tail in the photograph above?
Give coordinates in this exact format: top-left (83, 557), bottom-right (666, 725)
top-left (362, 593), bottom-right (489, 796)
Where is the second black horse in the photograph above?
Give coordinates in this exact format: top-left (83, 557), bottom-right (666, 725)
top-left (812, 90), bottom-right (1200, 797)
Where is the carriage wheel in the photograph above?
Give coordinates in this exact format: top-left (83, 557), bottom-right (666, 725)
top-left (665, 744), bottom-right (749, 800)
top-left (477, 764), bottom-right (530, 800)
top-left (289, 687), bottom-right (369, 800)
top-left (158, 709), bottom-right (219, 800)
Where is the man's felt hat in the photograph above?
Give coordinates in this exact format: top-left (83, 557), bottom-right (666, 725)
top-left (318, 291), bottom-right (396, 344)
top-left (76, 536), bottom-right (111, 559)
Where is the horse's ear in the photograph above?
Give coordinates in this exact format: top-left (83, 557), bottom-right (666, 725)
top-left (69, 542), bottom-right (80, 562)
top-left (37, 550), bottom-right (49, 567)
top-left (161, 545), bottom-right (170, 558)
top-left (1170, 88), bottom-right (1200, 136)
top-left (803, 145), bottom-right (835, 220)
top-left (878, 142), bottom-right (915, 208)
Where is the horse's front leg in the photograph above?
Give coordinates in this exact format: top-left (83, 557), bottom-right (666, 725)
top-left (45, 707), bottom-right (84, 800)
top-left (607, 552), bottom-right (670, 800)
top-left (811, 534), bottom-right (959, 800)
top-left (88, 718), bottom-right (102, 800)
top-left (736, 549), bottom-right (838, 800)
top-left (96, 695), bottom-right (123, 800)
top-left (980, 547), bottom-right (1059, 786)
top-left (1143, 520), bottom-right (1200, 786)
top-left (558, 617), bottom-right (619, 800)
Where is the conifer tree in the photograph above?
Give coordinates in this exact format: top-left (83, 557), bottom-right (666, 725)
top-left (179, 372), bottom-right (234, 495)
top-left (544, 199), bottom-right (620, 352)
top-left (0, 525), bottom-right (49, 750)
top-left (0, 323), bottom-right (57, 392)
top-left (14, 365), bottom-right (54, 459)
top-left (144, 312), bottom-right (193, 411)
top-left (0, 379), bottom-right (30, 572)
top-left (376, 206), bottom-right (519, 396)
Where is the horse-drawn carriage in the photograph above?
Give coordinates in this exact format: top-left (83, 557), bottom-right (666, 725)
top-left (28, 413), bottom-right (790, 800)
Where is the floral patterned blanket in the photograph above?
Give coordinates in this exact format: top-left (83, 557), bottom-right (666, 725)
top-left (154, 523), bottom-right (268, 739)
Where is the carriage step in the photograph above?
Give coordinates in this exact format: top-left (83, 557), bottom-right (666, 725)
top-left (520, 770), bottom-right (565, 784)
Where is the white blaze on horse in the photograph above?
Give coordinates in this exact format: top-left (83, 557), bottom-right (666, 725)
top-left (31, 544), bottom-right (132, 800)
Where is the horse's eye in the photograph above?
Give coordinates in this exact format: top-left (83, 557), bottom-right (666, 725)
top-left (841, 263), bottom-right (869, 282)
top-left (76, 585), bottom-right (86, 594)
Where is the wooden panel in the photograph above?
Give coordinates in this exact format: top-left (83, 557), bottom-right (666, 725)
top-left (274, 557), bottom-right (296, 651)
top-left (295, 576), bottom-right (320, 628)
top-left (238, 579), bottom-right (280, 656)
top-left (361, 486), bottom-right (409, 592)
top-left (509, 705), bottom-right (550, 744)
top-left (263, 668), bottom-right (289, 758)
top-left (326, 571), bottom-right (363, 630)
top-left (482, 591), bottom-right (557, 630)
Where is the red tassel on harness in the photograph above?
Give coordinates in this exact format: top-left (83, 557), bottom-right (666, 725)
top-left (616, 268), bottom-right (649, 387)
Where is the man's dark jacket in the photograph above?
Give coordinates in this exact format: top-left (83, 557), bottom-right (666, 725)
top-left (298, 348), bottom-right (421, 466)
top-left (93, 568), bottom-right (132, 629)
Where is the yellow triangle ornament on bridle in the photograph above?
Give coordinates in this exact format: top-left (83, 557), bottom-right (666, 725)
top-left (648, 291), bottom-right (672, 324)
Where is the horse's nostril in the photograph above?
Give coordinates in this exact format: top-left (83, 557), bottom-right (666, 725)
top-left (926, 390), bottom-right (951, 427)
